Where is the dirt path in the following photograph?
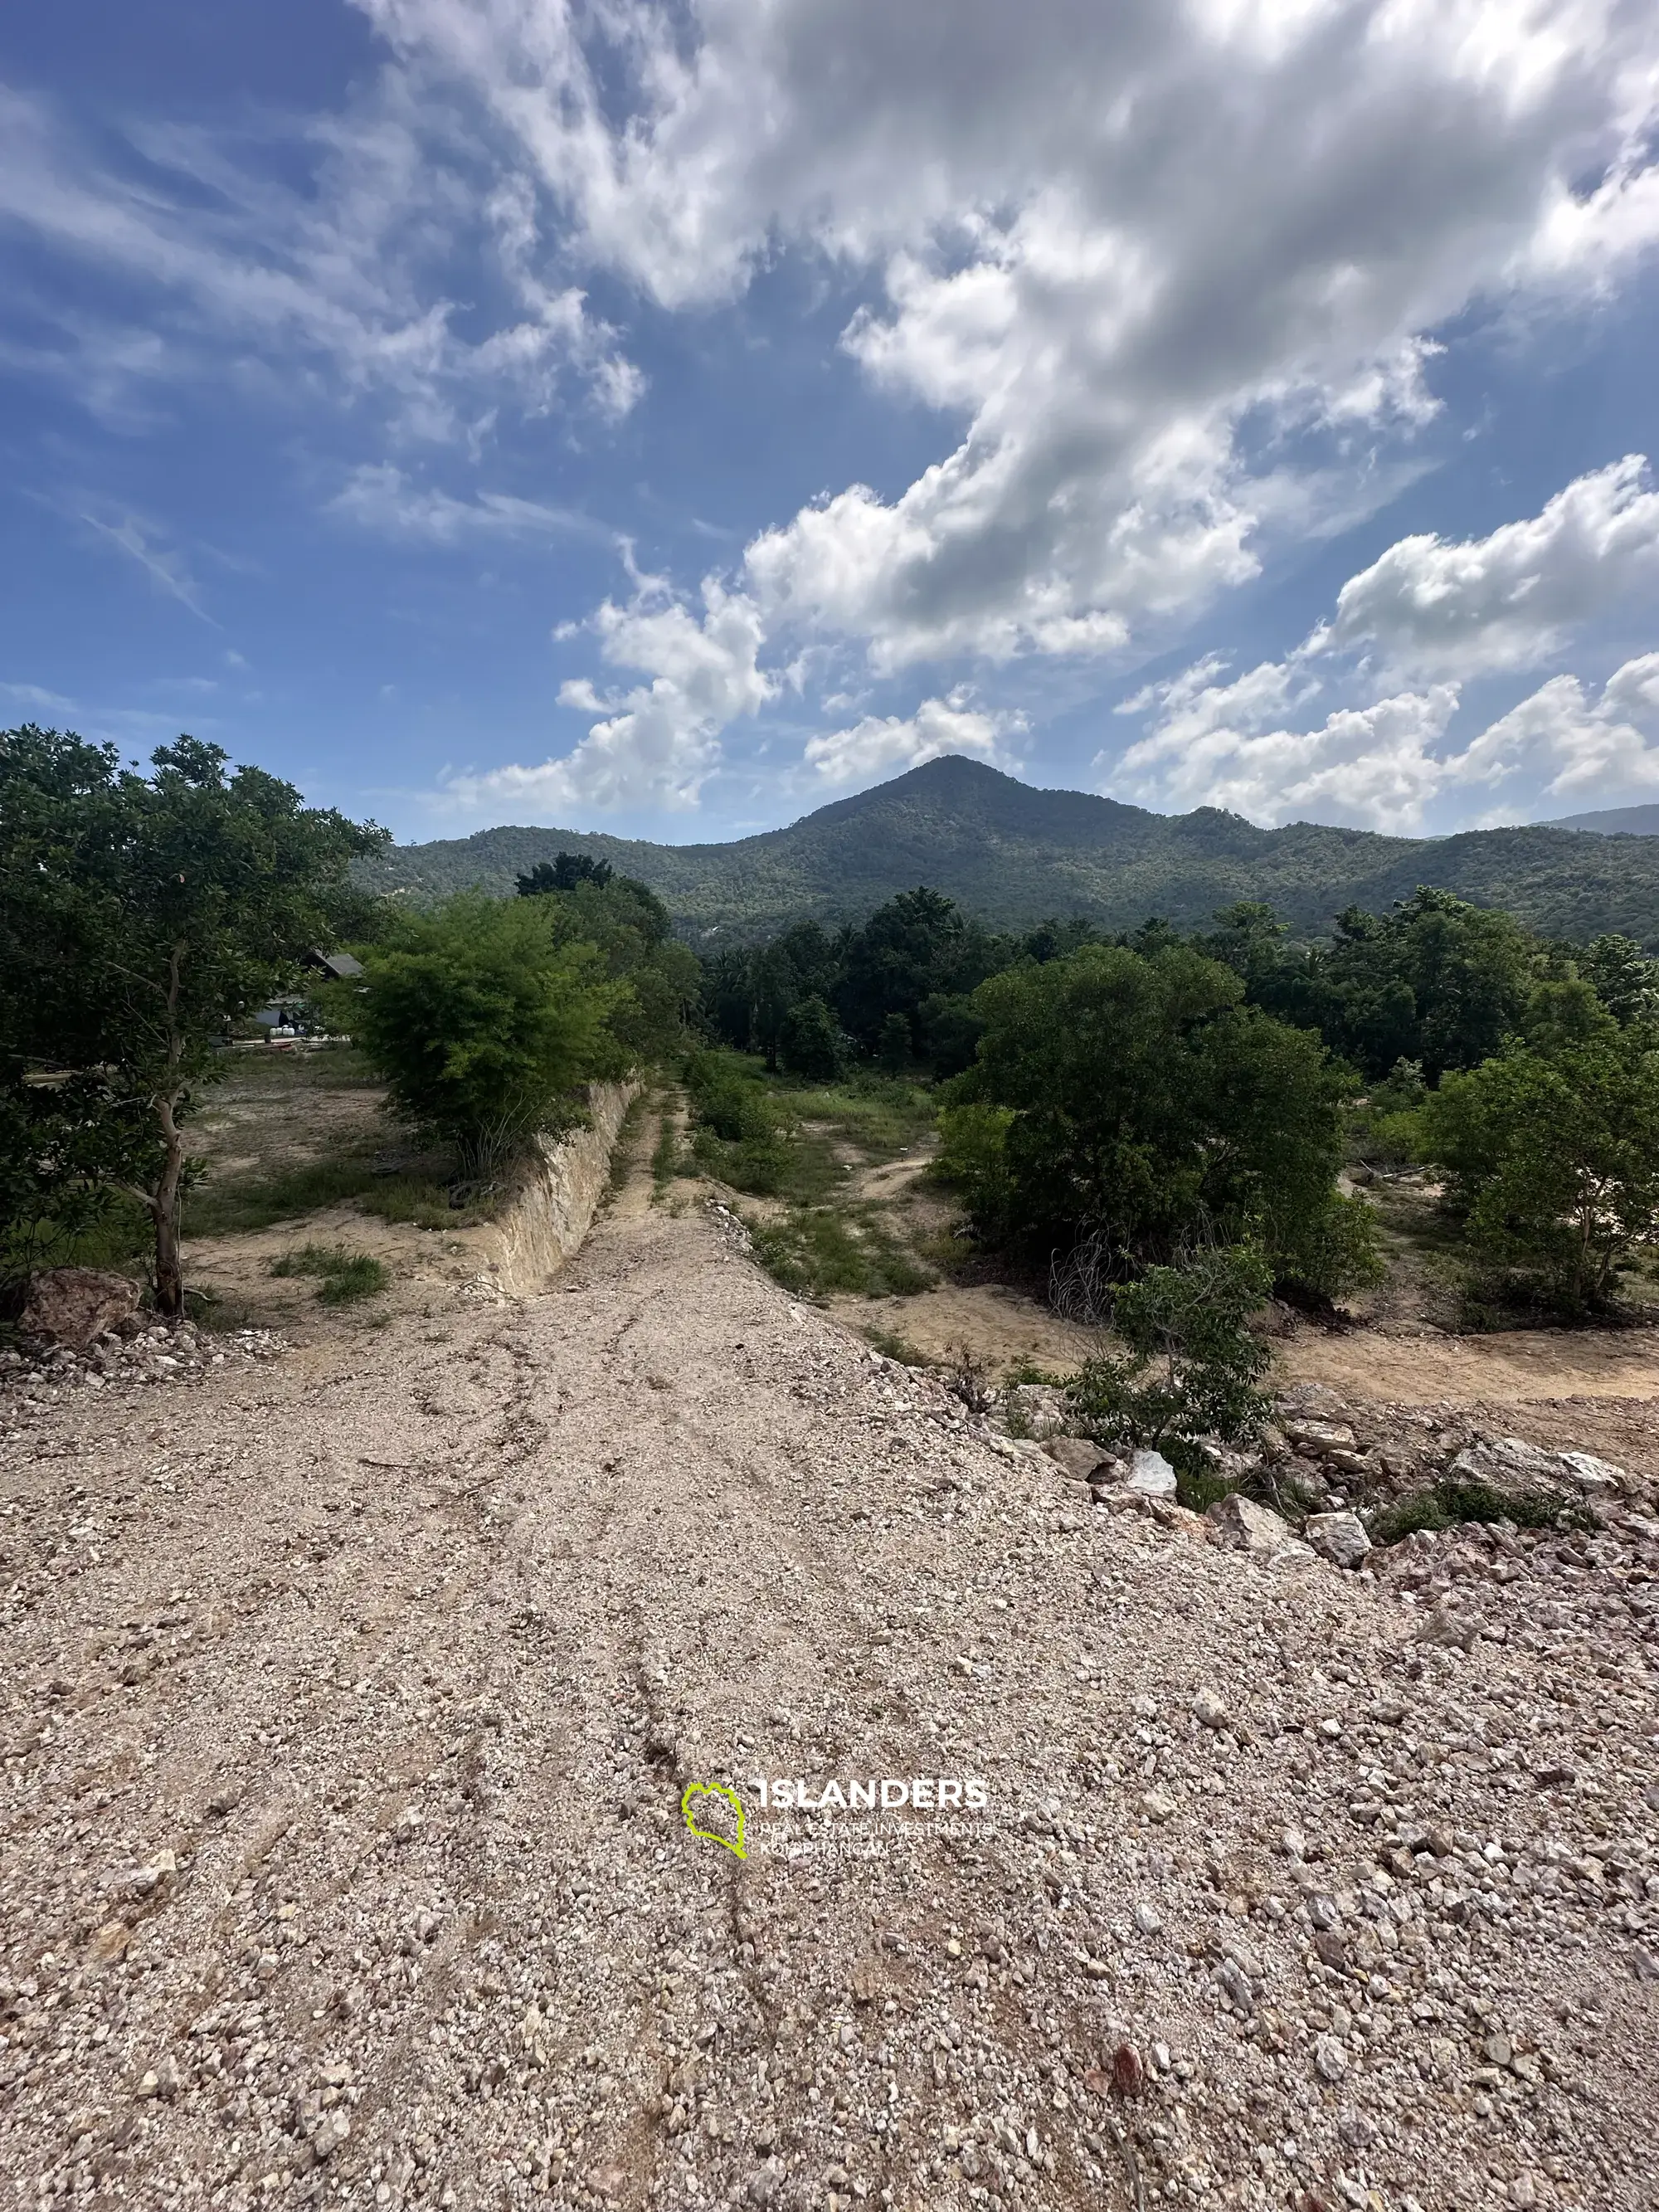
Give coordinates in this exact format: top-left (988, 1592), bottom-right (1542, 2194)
top-left (1280, 1325), bottom-right (1659, 1408)
top-left (3, 1148), bottom-right (1655, 2210)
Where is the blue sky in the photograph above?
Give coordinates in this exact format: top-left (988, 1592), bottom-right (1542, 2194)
top-left (3, 1), bottom-right (1659, 845)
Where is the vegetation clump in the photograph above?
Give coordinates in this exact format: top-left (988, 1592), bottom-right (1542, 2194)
top-left (269, 1242), bottom-right (390, 1305)
top-left (1065, 1245), bottom-right (1276, 1499)
top-left (1370, 1476), bottom-right (1581, 1544)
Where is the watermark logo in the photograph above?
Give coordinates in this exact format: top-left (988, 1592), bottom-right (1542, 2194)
top-left (681, 1780), bottom-right (747, 1860)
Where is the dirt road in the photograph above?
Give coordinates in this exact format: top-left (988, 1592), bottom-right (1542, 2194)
top-left (3, 1174), bottom-right (1656, 2211)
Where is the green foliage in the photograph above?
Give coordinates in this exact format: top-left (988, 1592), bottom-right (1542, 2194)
top-left (683, 1050), bottom-right (795, 1192)
top-left (1418, 1035), bottom-right (1659, 1314)
top-left (268, 1241), bottom-right (390, 1305)
top-left (1370, 1476), bottom-right (1580, 1545)
top-left (876, 1011), bottom-right (912, 1074)
top-left (833, 887), bottom-right (1000, 1052)
top-left (0, 724), bottom-right (384, 1310)
top-left (1065, 1245), bottom-right (1275, 1474)
top-left (933, 1103), bottom-right (1016, 1214)
top-left (344, 894), bottom-right (629, 1179)
top-left (862, 1324), bottom-right (932, 1367)
top-left (745, 1206), bottom-right (933, 1300)
top-left (778, 994), bottom-right (844, 1080)
top-left (950, 941), bottom-right (1375, 1294)
top-left (517, 852), bottom-right (613, 895)
top-left (1575, 933), bottom-right (1659, 1025)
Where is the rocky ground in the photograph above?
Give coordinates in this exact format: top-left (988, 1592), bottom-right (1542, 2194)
top-left (2, 1167), bottom-right (1657, 2212)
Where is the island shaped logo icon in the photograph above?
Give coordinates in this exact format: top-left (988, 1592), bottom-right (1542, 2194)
top-left (681, 1781), bottom-right (747, 1860)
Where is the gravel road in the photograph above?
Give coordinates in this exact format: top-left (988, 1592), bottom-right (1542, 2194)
top-left (2, 1186), bottom-right (1656, 2212)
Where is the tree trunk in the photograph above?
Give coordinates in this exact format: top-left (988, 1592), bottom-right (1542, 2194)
top-left (151, 1091), bottom-right (187, 1318)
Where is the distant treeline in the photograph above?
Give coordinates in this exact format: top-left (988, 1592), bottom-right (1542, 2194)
top-left (698, 884), bottom-right (1658, 1084)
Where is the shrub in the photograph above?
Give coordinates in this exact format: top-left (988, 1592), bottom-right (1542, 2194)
top-left (269, 1242), bottom-right (389, 1305)
top-left (1066, 1244), bottom-right (1275, 1478)
top-left (347, 894), bottom-right (629, 1179)
top-left (778, 995), bottom-right (844, 1081)
top-left (1370, 1476), bottom-right (1580, 1544)
top-left (950, 943), bottom-right (1376, 1294)
top-left (1418, 1036), bottom-right (1659, 1314)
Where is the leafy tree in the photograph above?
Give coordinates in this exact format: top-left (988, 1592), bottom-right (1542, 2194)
top-left (1418, 1036), bottom-right (1659, 1313)
top-left (534, 872), bottom-right (698, 1065)
top-left (778, 994), bottom-right (843, 1081)
top-left (833, 887), bottom-right (995, 1051)
top-left (346, 894), bottom-right (630, 1180)
top-left (1576, 933), bottom-right (1659, 1026)
top-left (0, 726), bottom-right (382, 1313)
top-left (948, 942), bottom-right (1377, 1295)
top-left (876, 1011), bottom-right (912, 1074)
top-left (1066, 1243), bottom-right (1275, 1476)
top-left (517, 852), bottom-right (614, 895)
top-left (917, 992), bottom-right (984, 1077)
top-left (1311, 888), bottom-right (1544, 1079)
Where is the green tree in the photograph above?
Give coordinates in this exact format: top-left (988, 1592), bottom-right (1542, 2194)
top-left (0, 726), bottom-right (382, 1313)
top-left (517, 852), bottom-right (614, 895)
top-left (1576, 933), bottom-right (1659, 1026)
top-left (1066, 1243), bottom-right (1276, 1474)
top-left (1309, 888), bottom-right (1544, 1079)
top-left (1418, 1036), bottom-right (1659, 1313)
top-left (778, 994), bottom-right (843, 1081)
top-left (876, 1011), bottom-right (912, 1074)
top-left (833, 888), bottom-right (995, 1051)
top-left (535, 872), bottom-right (698, 1065)
top-left (347, 894), bottom-right (629, 1181)
top-left (950, 942), bottom-right (1377, 1295)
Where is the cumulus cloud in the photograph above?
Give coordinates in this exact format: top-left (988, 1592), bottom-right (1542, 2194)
top-left (1108, 651), bottom-right (1659, 829)
top-left (440, 580), bottom-right (771, 813)
top-left (358, 0), bottom-right (1659, 674)
top-left (803, 691), bottom-right (1025, 785)
top-left (1316, 456), bottom-right (1659, 677)
top-left (1456, 655), bottom-right (1659, 802)
top-left (1107, 457), bottom-right (1659, 826)
top-left (1112, 682), bottom-right (1463, 831)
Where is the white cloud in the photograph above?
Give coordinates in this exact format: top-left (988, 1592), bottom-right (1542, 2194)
top-left (0, 82), bottom-right (639, 441)
top-left (1454, 655), bottom-right (1659, 801)
top-left (328, 463), bottom-right (606, 545)
top-left (1112, 683), bottom-right (1462, 831)
top-left (1317, 456), bottom-right (1659, 677)
top-left (79, 509), bottom-right (215, 623)
top-left (1107, 457), bottom-right (1659, 826)
top-left (804, 692), bottom-right (1025, 785)
top-left (1107, 650), bottom-right (1659, 828)
top-left (358, 0), bottom-right (1659, 674)
top-left (440, 579), bottom-right (772, 814)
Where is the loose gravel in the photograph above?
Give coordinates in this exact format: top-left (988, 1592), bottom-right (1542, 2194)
top-left (2, 1197), bottom-right (1655, 2212)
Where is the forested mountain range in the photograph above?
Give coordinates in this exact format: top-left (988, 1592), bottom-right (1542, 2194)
top-left (1545, 801), bottom-right (1659, 836)
top-left (358, 756), bottom-right (1659, 943)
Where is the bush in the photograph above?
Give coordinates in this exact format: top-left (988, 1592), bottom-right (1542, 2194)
top-left (949, 942), bottom-right (1376, 1293)
top-left (746, 1207), bottom-right (933, 1299)
top-left (778, 995), bottom-right (844, 1081)
top-left (269, 1242), bottom-right (390, 1305)
top-left (1370, 1476), bottom-right (1579, 1544)
top-left (684, 1050), bottom-right (795, 1192)
top-left (346, 894), bottom-right (629, 1179)
top-left (1418, 1036), bottom-right (1659, 1314)
top-left (1066, 1244), bottom-right (1274, 1475)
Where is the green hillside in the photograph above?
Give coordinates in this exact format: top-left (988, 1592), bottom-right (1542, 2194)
top-left (1545, 801), bottom-right (1659, 836)
top-left (358, 756), bottom-right (1659, 944)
